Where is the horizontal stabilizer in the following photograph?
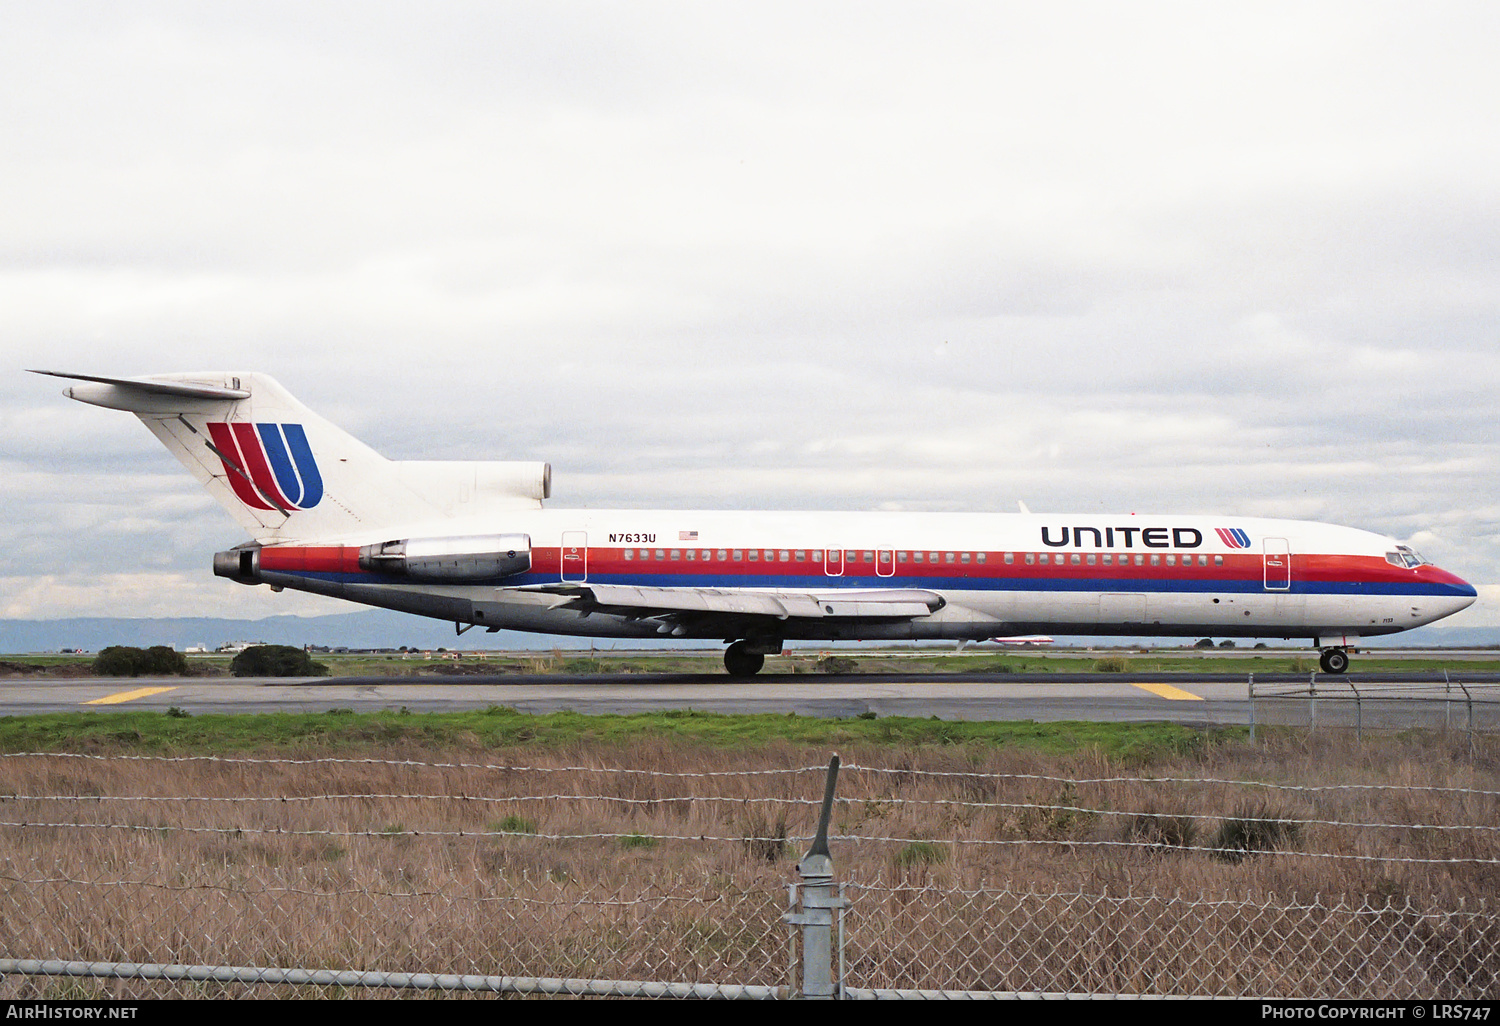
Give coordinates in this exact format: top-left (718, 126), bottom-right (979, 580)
top-left (29, 370), bottom-right (251, 404)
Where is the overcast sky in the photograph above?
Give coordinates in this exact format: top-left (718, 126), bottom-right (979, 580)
top-left (2, 1), bottom-right (1497, 627)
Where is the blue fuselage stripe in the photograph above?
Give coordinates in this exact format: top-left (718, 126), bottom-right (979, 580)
top-left (269, 569), bottom-right (1475, 599)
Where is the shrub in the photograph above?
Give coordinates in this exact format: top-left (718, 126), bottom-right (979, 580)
top-left (230, 645), bottom-right (329, 677)
top-left (893, 841), bottom-right (947, 869)
top-left (741, 812), bottom-right (790, 863)
top-left (1124, 813), bottom-right (1197, 853)
top-left (92, 645), bottom-right (189, 677)
top-left (1093, 656), bottom-right (1129, 673)
top-left (816, 655), bottom-right (858, 674)
top-left (1211, 804), bottom-right (1303, 863)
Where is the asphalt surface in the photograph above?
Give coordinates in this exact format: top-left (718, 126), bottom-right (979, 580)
top-left (8, 670), bottom-right (1499, 725)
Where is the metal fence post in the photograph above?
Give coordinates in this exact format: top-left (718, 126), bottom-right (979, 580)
top-left (1248, 673), bottom-right (1255, 743)
top-left (784, 754), bottom-right (846, 999)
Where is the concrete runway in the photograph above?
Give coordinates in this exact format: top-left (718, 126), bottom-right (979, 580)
top-left (10, 671), bottom-right (1500, 725)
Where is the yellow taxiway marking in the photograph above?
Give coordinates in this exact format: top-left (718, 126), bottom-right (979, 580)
top-left (1131, 682), bottom-right (1203, 701)
top-left (85, 686), bottom-right (178, 706)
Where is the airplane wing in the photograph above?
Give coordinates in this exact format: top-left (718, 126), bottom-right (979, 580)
top-left (523, 582), bottom-right (944, 630)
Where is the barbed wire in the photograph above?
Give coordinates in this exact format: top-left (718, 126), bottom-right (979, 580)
top-left (0, 751), bottom-right (827, 778)
top-left (841, 764), bottom-right (1500, 798)
top-left (5, 751), bottom-right (1496, 798)
top-left (0, 792), bottom-right (819, 808)
top-left (2, 819), bottom-right (1495, 866)
top-left (4, 792), bottom-right (1496, 836)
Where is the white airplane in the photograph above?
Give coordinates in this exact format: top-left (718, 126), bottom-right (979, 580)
top-left (990, 636), bottom-right (1055, 647)
top-left (34, 371), bottom-right (1478, 676)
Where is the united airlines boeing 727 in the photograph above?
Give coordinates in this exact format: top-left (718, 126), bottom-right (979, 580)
top-left (35, 371), bottom-right (1477, 675)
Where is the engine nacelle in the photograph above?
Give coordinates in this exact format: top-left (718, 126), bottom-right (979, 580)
top-left (359, 534), bottom-right (532, 581)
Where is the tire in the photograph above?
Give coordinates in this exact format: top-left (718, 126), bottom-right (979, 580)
top-left (1319, 648), bottom-right (1349, 674)
top-left (724, 642), bottom-right (765, 677)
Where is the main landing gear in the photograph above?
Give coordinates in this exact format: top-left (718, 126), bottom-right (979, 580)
top-left (724, 640), bottom-right (768, 677)
top-left (1318, 648), bottom-right (1350, 674)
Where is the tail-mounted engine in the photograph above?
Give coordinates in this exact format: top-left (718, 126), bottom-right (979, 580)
top-left (358, 534), bottom-right (532, 581)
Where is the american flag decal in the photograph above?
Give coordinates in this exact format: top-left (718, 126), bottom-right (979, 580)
top-left (679, 530), bottom-right (699, 541)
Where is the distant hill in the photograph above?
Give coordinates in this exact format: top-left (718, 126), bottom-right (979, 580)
top-left (2, 613), bottom-right (1495, 655)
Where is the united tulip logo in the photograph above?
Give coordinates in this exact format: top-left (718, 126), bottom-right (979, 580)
top-left (1215, 528), bottom-right (1252, 549)
top-left (207, 422), bottom-right (323, 511)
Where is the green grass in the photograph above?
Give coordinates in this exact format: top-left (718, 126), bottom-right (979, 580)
top-left (0, 707), bottom-right (1232, 760)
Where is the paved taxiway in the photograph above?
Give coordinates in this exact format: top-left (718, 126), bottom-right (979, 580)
top-left (10, 672), bottom-right (1500, 725)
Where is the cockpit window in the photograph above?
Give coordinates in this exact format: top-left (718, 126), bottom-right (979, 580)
top-left (1387, 545), bottom-right (1427, 569)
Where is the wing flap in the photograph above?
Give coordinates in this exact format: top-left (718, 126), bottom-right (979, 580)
top-left (530, 583), bottom-right (943, 622)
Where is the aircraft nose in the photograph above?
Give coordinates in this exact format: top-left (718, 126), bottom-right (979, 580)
top-left (1431, 566), bottom-right (1478, 617)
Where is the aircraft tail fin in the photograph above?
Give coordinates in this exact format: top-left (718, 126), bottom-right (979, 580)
top-left (33, 371), bottom-right (550, 544)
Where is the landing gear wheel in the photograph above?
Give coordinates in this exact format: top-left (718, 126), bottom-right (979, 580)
top-left (1319, 648), bottom-right (1349, 674)
top-left (724, 641), bottom-right (765, 677)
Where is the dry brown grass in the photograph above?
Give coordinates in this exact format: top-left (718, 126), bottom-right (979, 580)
top-left (0, 730), bottom-right (1497, 997)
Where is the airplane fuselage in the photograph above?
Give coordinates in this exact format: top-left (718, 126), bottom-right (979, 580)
top-left (225, 508), bottom-right (1476, 647)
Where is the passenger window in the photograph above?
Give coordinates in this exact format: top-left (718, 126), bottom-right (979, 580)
top-left (945, 552), bottom-right (956, 564)
top-left (732, 550), bottom-right (743, 561)
top-left (880, 551), bottom-right (891, 564)
top-left (1025, 553), bottom-right (1035, 565)
top-left (670, 550), bottom-right (681, 560)
top-left (897, 552), bottom-right (908, 563)
top-left (795, 550), bottom-right (806, 562)
top-left (1166, 554), bottom-right (1176, 567)
top-left (1214, 555), bottom-right (1223, 567)
top-left (686, 549), bottom-right (696, 561)
top-left (961, 552), bottom-right (971, 564)
top-left (623, 549), bottom-right (634, 560)
top-left (654, 549), bottom-right (665, 561)
top-left (1086, 553), bottom-right (1096, 566)
top-left (1102, 554), bottom-right (1112, 566)
top-left (1070, 553), bottom-right (1081, 566)
top-left (1198, 555), bottom-right (1207, 567)
top-left (749, 550), bottom-right (759, 561)
top-left (1004, 552), bottom-right (1014, 564)
top-left (1135, 554), bottom-right (1145, 566)
top-left (914, 552), bottom-right (924, 563)
top-left (1150, 554), bottom-right (1161, 566)
top-left (863, 551), bottom-right (874, 563)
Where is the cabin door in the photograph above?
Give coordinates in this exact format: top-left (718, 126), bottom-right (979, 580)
top-left (1263, 537), bottom-right (1291, 591)
top-left (561, 531), bottom-right (588, 582)
top-left (823, 548), bottom-right (844, 576)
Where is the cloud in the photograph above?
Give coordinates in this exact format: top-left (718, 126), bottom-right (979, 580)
top-left (3, 3), bottom-right (1497, 628)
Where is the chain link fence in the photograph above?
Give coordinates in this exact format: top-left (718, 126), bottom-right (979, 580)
top-left (1, 743), bottom-right (1496, 998)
